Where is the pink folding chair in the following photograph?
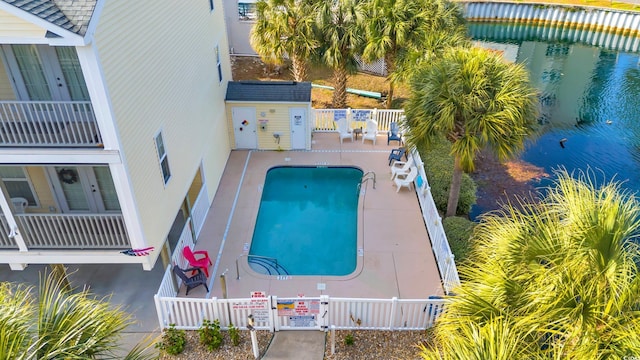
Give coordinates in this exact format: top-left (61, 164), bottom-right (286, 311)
top-left (182, 246), bottom-right (212, 277)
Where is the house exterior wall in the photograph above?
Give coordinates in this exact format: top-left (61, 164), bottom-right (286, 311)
top-left (222, 0), bottom-right (256, 56)
top-left (0, 58), bottom-right (15, 100)
top-left (0, 9), bottom-right (45, 38)
top-left (226, 102), bottom-right (310, 150)
top-left (93, 0), bottom-right (232, 258)
top-left (24, 166), bottom-right (56, 213)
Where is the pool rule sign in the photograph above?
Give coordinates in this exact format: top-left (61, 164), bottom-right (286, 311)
top-left (232, 291), bottom-right (270, 322)
top-left (277, 295), bottom-right (321, 328)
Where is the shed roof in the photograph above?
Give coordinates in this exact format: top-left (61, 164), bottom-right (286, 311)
top-left (225, 81), bottom-right (311, 103)
top-left (3, 0), bottom-right (96, 36)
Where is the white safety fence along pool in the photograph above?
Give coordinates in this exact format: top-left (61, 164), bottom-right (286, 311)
top-left (155, 107), bottom-right (462, 332)
top-left (154, 294), bottom-right (447, 331)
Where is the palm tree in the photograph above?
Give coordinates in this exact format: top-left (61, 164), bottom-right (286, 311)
top-left (404, 46), bottom-right (538, 217)
top-left (0, 271), bottom-right (156, 360)
top-left (420, 169), bottom-right (640, 358)
top-left (361, 0), bottom-right (466, 108)
top-left (316, 0), bottom-right (364, 108)
top-left (251, 0), bottom-right (319, 82)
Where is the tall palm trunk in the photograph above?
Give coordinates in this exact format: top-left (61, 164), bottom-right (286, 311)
top-left (332, 65), bottom-right (348, 108)
top-left (291, 54), bottom-right (308, 82)
top-left (385, 53), bottom-right (396, 109)
top-left (446, 156), bottom-right (463, 217)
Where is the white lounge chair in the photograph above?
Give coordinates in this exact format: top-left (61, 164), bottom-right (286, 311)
top-left (393, 167), bottom-right (417, 193)
top-left (390, 156), bottom-right (414, 180)
top-left (335, 118), bottom-right (353, 143)
top-left (362, 119), bottom-right (378, 145)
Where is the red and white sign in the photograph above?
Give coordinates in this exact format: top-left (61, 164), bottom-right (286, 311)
top-left (251, 291), bottom-right (267, 298)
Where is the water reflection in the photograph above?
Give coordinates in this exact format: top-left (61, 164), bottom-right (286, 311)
top-left (468, 22), bottom-right (640, 218)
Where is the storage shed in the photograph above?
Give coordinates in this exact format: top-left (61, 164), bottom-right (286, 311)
top-left (225, 81), bottom-right (312, 150)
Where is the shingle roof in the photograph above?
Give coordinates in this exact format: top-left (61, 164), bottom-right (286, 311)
top-left (3, 0), bottom-right (97, 36)
top-left (225, 81), bottom-right (312, 103)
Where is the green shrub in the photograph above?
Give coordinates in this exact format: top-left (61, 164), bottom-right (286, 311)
top-left (228, 322), bottom-right (241, 346)
top-left (199, 319), bottom-right (224, 351)
top-left (443, 216), bottom-right (476, 266)
top-left (156, 324), bottom-right (186, 355)
top-left (344, 333), bottom-right (355, 346)
top-left (417, 137), bottom-right (477, 215)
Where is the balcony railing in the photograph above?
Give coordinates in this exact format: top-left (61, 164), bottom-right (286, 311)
top-left (0, 101), bottom-right (102, 147)
top-left (0, 213), bottom-right (130, 249)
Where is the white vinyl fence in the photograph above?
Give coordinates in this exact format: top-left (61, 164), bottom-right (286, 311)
top-left (154, 294), bottom-right (447, 331)
top-left (312, 108), bottom-right (404, 132)
top-left (409, 149), bottom-right (461, 293)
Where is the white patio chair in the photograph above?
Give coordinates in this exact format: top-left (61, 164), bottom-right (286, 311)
top-left (362, 119), bottom-right (378, 145)
top-left (390, 156), bottom-right (415, 180)
top-left (335, 118), bottom-right (353, 143)
top-left (393, 167), bottom-right (418, 193)
top-left (11, 197), bottom-right (28, 213)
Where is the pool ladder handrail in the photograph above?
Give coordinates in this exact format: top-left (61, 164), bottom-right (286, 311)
top-left (236, 254), bottom-right (283, 279)
top-left (361, 171), bottom-right (376, 189)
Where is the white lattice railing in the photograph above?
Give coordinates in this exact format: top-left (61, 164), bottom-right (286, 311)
top-left (12, 213), bottom-right (130, 249)
top-left (0, 101), bottom-right (102, 147)
top-left (154, 294), bottom-right (447, 331)
top-left (410, 149), bottom-right (461, 293)
top-left (355, 55), bottom-right (387, 76)
top-left (311, 108), bottom-right (405, 132)
top-left (190, 184), bottom-right (209, 239)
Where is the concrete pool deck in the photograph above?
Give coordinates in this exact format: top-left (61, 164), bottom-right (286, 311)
top-left (185, 132), bottom-right (444, 300)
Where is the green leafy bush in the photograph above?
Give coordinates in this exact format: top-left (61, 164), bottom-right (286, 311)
top-left (442, 216), bottom-right (476, 266)
top-left (344, 333), bottom-right (355, 346)
top-left (418, 137), bottom-right (477, 215)
top-left (228, 322), bottom-right (241, 346)
top-left (156, 324), bottom-right (186, 355)
top-left (199, 319), bottom-right (224, 351)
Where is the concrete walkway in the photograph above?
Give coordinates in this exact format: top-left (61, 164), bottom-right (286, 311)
top-left (262, 331), bottom-right (326, 360)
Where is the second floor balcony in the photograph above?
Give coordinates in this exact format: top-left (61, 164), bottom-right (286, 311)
top-left (0, 101), bottom-right (102, 147)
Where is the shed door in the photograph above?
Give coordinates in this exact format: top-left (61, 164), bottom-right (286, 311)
top-left (290, 108), bottom-right (306, 150)
top-left (232, 107), bottom-right (257, 149)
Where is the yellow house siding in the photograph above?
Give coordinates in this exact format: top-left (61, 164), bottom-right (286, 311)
top-left (24, 167), bottom-right (56, 213)
top-left (0, 9), bottom-right (46, 38)
top-left (227, 102), bottom-right (309, 150)
top-left (0, 58), bottom-right (16, 100)
top-left (94, 0), bottom-right (231, 249)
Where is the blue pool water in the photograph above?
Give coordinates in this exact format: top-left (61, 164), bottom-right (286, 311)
top-left (467, 22), bottom-right (640, 218)
top-left (249, 166), bottom-right (362, 276)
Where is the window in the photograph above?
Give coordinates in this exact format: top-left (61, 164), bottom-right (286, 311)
top-left (215, 45), bottom-right (223, 83)
top-left (209, 0), bottom-right (214, 11)
top-left (0, 166), bottom-right (38, 206)
top-left (238, 2), bottom-right (256, 20)
top-left (155, 132), bottom-right (171, 184)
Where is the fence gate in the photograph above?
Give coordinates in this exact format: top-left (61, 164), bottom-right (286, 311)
top-left (272, 295), bottom-right (329, 331)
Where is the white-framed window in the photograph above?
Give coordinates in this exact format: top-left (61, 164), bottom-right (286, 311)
top-left (154, 131), bottom-right (171, 184)
top-left (238, 2), bottom-right (257, 20)
top-left (215, 45), bottom-right (223, 83)
top-left (209, 0), bottom-right (214, 11)
top-left (0, 166), bottom-right (39, 206)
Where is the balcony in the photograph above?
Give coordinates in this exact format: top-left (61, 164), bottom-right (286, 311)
top-left (0, 213), bottom-right (130, 250)
top-left (0, 101), bottom-right (102, 147)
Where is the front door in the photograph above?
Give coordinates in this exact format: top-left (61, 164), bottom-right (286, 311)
top-left (290, 108), bottom-right (306, 149)
top-left (47, 166), bottom-right (120, 213)
top-left (232, 107), bottom-right (258, 149)
top-left (1, 44), bottom-right (89, 101)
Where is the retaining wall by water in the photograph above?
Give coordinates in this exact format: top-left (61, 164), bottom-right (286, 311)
top-left (463, 2), bottom-right (640, 51)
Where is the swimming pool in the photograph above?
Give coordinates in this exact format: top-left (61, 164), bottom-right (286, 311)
top-left (249, 166), bottom-right (362, 276)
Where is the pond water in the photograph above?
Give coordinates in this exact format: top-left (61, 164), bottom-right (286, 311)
top-left (468, 22), bottom-right (640, 218)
